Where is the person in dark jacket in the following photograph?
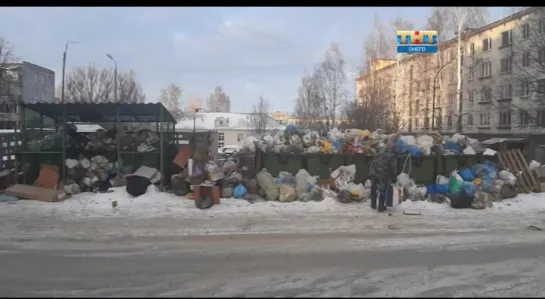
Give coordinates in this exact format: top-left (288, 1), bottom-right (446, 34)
top-left (368, 149), bottom-right (398, 212)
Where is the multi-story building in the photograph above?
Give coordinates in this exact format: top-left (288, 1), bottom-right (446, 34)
top-left (0, 61), bottom-right (55, 129)
top-left (356, 7), bottom-right (545, 135)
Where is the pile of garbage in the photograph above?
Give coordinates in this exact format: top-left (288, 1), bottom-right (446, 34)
top-left (27, 124), bottom-right (160, 153)
top-left (240, 125), bottom-right (485, 157)
top-left (63, 155), bottom-right (162, 196)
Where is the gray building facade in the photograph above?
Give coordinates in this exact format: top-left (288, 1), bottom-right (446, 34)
top-left (0, 61), bottom-right (55, 129)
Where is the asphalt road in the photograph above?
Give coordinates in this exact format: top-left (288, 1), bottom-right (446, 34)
top-left (2, 231), bottom-right (545, 297)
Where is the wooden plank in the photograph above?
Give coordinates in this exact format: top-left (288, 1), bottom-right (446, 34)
top-left (503, 150), bottom-right (530, 192)
top-left (516, 148), bottom-right (538, 191)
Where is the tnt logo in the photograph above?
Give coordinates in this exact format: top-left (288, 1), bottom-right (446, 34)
top-left (397, 30), bottom-right (438, 54)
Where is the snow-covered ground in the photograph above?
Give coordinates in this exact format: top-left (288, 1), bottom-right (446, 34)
top-left (2, 185), bottom-right (544, 220)
top-left (1, 186), bottom-right (545, 239)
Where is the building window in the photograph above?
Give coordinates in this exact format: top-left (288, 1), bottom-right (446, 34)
top-left (480, 62), bottom-right (491, 77)
top-left (499, 111), bottom-right (512, 126)
top-left (447, 114), bottom-right (453, 128)
top-left (424, 117), bottom-right (430, 129)
top-left (468, 66), bottom-right (474, 79)
top-left (500, 84), bottom-right (512, 99)
top-left (237, 133), bottom-right (244, 142)
top-left (414, 118), bottom-right (419, 129)
top-left (522, 23), bottom-right (530, 39)
top-left (522, 52), bottom-right (530, 67)
top-left (467, 114), bottom-right (473, 126)
top-left (481, 87), bottom-right (492, 102)
top-left (539, 79), bottom-right (545, 95)
top-left (539, 48), bottom-right (545, 65)
top-left (521, 81), bottom-right (530, 97)
top-left (218, 132), bottom-right (225, 148)
top-left (448, 94), bottom-right (455, 106)
top-left (500, 57), bottom-right (512, 73)
top-left (501, 30), bottom-right (513, 47)
top-left (538, 110), bottom-right (545, 126)
top-left (449, 71), bottom-right (455, 83)
top-left (482, 37), bottom-right (492, 52)
top-left (34, 73), bottom-right (38, 83)
top-left (520, 111), bottom-right (529, 126)
top-left (468, 90), bottom-right (474, 103)
top-left (469, 43), bottom-right (475, 56)
top-left (480, 112), bottom-right (490, 126)
top-left (539, 19), bottom-right (545, 35)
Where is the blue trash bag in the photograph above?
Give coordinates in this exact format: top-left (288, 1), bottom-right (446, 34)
top-left (427, 184), bottom-right (450, 194)
top-left (284, 125), bottom-right (297, 136)
top-left (478, 179), bottom-right (495, 193)
top-left (395, 138), bottom-right (408, 155)
top-left (445, 141), bottom-right (462, 153)
top-left (233, 184), bottom-right (248, 198)
top-left (463, 182), bottom-right (476, 199)
top-left (407, 145), bottom-right (423, 156)
top-left (332, 141), bottom-right (342, 151)
top-left (459, 168), bottom-right (475, 181)
top-left (471, 162), bottom-right (498, 180)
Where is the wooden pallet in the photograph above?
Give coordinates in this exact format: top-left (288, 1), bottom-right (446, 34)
top-left (498, 149), bottom-right (537, 193)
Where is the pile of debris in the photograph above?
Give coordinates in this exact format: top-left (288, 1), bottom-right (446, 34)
top-left (26, 124), bottom-right (160, 153)
top-left (244, 125), bottom-right (485, 157)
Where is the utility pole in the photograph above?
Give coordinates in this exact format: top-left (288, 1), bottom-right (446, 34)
top-left (61, 41), bottom-right (78, 103)
top-left (106, 54), bottom-right (118, 102)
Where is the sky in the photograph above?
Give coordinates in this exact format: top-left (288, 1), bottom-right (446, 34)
top-left (0, 6), bottom-right (511, 113)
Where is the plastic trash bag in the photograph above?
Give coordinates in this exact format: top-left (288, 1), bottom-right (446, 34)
top-left (529, 160), bottom-right (541, 171)
top-left (205, 161), bottom-right (225, 182)
top-left (256, 168), bottom-right (279, 201)
top-left (318, 139), bottom-right (333, 153)
top-left (263, 134), bottom-right (274, 145)
top-left (284, 124), bottom-right (297, 136)
top-left (459, 168), bottom-right (475, 181)
top-left (225, 172), bottom-right (242, 185)
top-left (479, 178), bottom-right (495, 193)
top-left (400, 135), bottom-right (416, 146)
top-left (427, 184), bottom-right (450, 194)
top-left (394, 138), bottom-right (408, 154)
top-left (327, 128), bottom-right (344, 142)
top-left (331, 165), bottom-right (356, 190)
top-left (407, 145), bottom-right (423, 156)
top-left (449, 189), bottom-right (473, 209)
top-left (436, 175), bottom-right (449, 185)
top-left (337, 189), bottom-right (354, 203)
top-left (295, 169), bottom-right (312, 198)
top-left (449, 176), bottom-right (465, 194)
top-left (276, 171), bottom-right (296, 186)
top-left (309, 186), bottom-right (324, 201)
top-left (278, 184), bottom-right (297, 202)
top-left (273, 133), bottom-right (286, 145)
top-left (416, 135), bottom-right (434, 155)
top-left (221, 185), bottom-right (234, 198)
top-left (233, 184), bottom-right (248, 199)
top-left (397, 173), bottom-right (414, 189)
top-left (346, 182), bottom-right (366, 202)
top-left (445, 141), bottom-right (462, 153)
top-left (243, 136), bottom-right (258, 152)
top-left (498, 170), bottom-right (517, 186)
top-left (471, 161), bottom-right (498, 180)
top-left (307, 145), bottom-right (321, 153)
top-left (463, 182), bottom-right (476, 199)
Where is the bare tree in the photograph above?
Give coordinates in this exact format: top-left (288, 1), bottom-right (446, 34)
top-left (158, 83), bottom-right (183, 121)
top-left (0, 37), bottom-right (16, 99)
top-left (294, 73), bottom-right (322, 129)
top-left (314, 42), bottom-right (348, 130)
top-left (206, 86), bottom-right (231, 112)
top-left (249, 95), bottom-right (270, 136)
top-left (504, 7), bottom-right (545, 130)
top-left (63, 64), bottom-right (146, 103)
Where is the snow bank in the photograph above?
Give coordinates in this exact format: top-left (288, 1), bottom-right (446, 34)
top-left (1, 186), bottom-right (545, 221)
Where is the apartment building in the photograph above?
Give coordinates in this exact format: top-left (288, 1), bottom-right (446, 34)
top-left (356, 7), bottom-right (545, 134)
top-left (0, 61), bottom-right (55, 129)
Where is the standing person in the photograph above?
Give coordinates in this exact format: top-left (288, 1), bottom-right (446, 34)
top-left (368, 148), bottom-right (398, 212)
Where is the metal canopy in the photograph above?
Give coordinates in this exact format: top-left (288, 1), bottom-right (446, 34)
top-left (22, 102), bottom-right (177, 123)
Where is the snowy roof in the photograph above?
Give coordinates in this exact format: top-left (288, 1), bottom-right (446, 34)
top-left (175, 112), bottom-right (286, 131)
top-left (74, 123), bottom-right (105, 133)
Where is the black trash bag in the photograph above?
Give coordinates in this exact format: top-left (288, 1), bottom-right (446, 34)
top-left (448, 190), bottom-right (472, 209)
top-left (126, 175), bottom-right (151, 197)
top-left (171, 175), bottom-right (190, 196)
top-left (195, 195), bottom-right (214, 210)
top-left (500, 184), bottom-right (517, 199)
top-left (337, 190), bottom-right (353, 203)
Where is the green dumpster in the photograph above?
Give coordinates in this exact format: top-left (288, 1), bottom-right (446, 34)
top-left (306, 153), bottom-right (346, 179)
top-left (442, 154), bottom-right (481, 176)
top-left (346, 154), bottom-right (371, 183)
top-left (261, 153), bottom-right (303, 177)
top-left (397, 155), bottom-right (438, 185)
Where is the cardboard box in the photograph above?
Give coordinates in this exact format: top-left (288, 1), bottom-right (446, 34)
top-left (35, 164), bottom-right (60, 189)
top-left (191, 185), bottom-right (220, 205)
top-left (4, 184), bottom-right (69, 202)
top-left (173, 146), bottom-right (192, 168)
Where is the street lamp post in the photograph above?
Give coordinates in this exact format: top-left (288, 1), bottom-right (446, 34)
top-left (61, 41), bottom-right (79, 103)
top-left (106, 54), bottom-right (118, 102)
